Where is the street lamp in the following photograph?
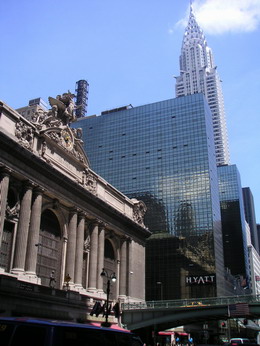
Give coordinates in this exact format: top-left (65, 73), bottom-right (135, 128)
top-left (156, 281), bottom-right (163, 300)
top-left (100, 268), bottom-right (117, 327)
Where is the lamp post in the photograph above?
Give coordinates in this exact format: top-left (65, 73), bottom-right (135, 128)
top-left (35, 243), bottom-right (42, 284)
top-left (156, 281), bottom-right (163, 300)
top-left (100, 268), bottom-right (117, 327)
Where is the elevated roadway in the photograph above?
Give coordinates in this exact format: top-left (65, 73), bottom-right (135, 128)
top-left (121, 295), bottom-right (260, 331)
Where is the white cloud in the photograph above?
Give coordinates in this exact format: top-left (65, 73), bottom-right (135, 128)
top-left (176, 0), bottom-right (260, 35)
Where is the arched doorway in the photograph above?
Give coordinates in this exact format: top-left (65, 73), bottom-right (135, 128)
top-left (37, 209), bottom-right (62, 287)
top-left (103, 238), bottom-right (117, 299)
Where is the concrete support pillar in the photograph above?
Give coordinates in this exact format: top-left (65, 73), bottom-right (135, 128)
top-left (12, 182), bottom-right (33, 274)
top-left (119, 238), bottom-right (128, 297)
top-left (65, 210), bottom-right (78, 285)
top-left (0, 168), bottom-right (10, 246)
top-left (25, 187), bottom-right (44, 275)
top-left (74, 212), bottom-right (85, 288)
top-left (88, 220), bottom-right (99, 291)
top-left (97, 223), bottom-right (105, 291)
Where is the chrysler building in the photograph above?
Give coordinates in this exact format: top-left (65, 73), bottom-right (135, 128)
top-left (175, 5), bottom-right (230, 166)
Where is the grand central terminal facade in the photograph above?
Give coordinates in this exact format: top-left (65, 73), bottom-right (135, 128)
top-left (0, 93), bottom-right (150, 324)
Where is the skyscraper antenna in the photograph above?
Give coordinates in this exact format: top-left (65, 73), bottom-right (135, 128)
top-left (190, 0), bottom-right (193, 12)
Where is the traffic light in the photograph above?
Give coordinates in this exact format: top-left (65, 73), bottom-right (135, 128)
top-left (219, 321), bottom-right (227, 328)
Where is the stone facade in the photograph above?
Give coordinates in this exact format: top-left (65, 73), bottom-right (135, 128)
top-left (0, 96), bottom-right (150, 322)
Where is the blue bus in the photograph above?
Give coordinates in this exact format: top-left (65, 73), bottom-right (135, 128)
top-left (0, 317), bottom-right (143, 346)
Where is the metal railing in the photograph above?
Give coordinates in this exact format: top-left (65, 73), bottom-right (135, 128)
top-left (122, 294), bottom-right (260, 311)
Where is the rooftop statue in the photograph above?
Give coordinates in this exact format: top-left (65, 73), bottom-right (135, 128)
top-left (30, 91), bottom-right (78, 129)
top-left (48, 91), bottom-right (76, 125)
top-left (27, 91), bottom-right (84, 159)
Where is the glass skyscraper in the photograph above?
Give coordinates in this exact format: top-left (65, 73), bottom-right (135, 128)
top-left (218, 165), bottom-right (250, 283)
top-left (243, 187), bottom-right (259, 254)
top-left (73, 93), bottom-right (228, 299)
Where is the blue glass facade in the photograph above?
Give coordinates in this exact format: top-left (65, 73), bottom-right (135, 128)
top-left (243, 187), bottom-right (259, 253)
top-left (73, 94), bottom-right (227, 299)
top-left (218, 164), bottom-right (250, 281)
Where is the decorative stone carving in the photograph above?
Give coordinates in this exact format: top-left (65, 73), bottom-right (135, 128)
top-left (31, 92), bottom-right (75, 129)
top-left (6, 201), bottom-right (20, 220)
top-left (98, 221), bottom-right (107, 230)
top-left (15, 121), bottom-right (34, 150)
top-left (48, 92), bottom-right (76, 125)
top-left (71, 127), bottom-right (83, 140)
top-left (71, 147), bottom-right (84, 162)
top-left (47, 130), bottom-right (61, 143)
top-left (132, 199), bottom-right (147, 226)
top-left (60, 129), bottom-right (74, 151)
top-left (84, 169), bottom-right (97, 194)
top-left (53, 199), bottom-right (60, 210)
top-left (84, 235), bottom-right (91, 253)
top-left (23, 92), bottom-right (88, 170)
top-left (31, 108), bottom-right (61, 129)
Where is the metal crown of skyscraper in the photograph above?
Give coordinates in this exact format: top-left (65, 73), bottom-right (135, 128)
top-left (175, 4), bottom-right (230, 166)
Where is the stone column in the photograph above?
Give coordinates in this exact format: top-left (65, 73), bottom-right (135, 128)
top-left (88, 220), bottom-right (99, 291)
top-left (25, 187), bottom-right (44, 275)
top-left (0, 168), bottom-right (10, 246)
top-left (12, 181), bottom-right (33, 275)
top-left (97, 223), bottom-right (105, 291)
top-left (82, 219), bottom-right (91, 289)
top-left (65, 210), bottom-right (78, 285)
top-left (74, 212), bottom-right (85, 289)
top-left (119, 237), bottom-right (128, 297)
top-left (128, 238), bottom-right (133, 298)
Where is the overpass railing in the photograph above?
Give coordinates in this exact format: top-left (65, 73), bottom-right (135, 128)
top-left (122, 294), bottom-right (260, 311)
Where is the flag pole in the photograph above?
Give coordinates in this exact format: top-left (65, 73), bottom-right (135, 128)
top-left (227, 305), bottom-right (230, 340)
top-left (227, 317), bottom-right (231, 341)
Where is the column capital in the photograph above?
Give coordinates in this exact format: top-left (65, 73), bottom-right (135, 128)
top-left (33, 185), bottom-right (45, 195)
top-left (89, 218), bottom-right (101, 228)
top-left (120, 235), bottom-right (132, 244)
top-left (69, 207), bottom-right (79, 215)
top-left (22, 179), bottom-right (37, 191)
top-left (0, 166), bottom-right (12, 178)
top-left (78, 211), bottom-right (86, 219)
top-left (77, 210), bottom-right (91, 220)
top-left (98, 221), bottom-right (107, 230)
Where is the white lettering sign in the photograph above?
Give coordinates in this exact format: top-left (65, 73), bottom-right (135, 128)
top-left (186, 274), bottom-right (215, 285)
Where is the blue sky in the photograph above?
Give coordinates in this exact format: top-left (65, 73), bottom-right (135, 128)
top-left (1, 0), bottom-right (260, 222)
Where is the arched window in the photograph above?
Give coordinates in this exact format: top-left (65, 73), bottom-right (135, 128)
top-left (104, 239), bottom-right (115, 260)
top-left (103, 239), bottom-right (117, 299)
top-left (37, 210), bottom-right (62, 287)
top-left (7, 188), bottom-right (17, 209)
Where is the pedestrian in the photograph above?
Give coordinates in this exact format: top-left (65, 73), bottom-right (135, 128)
top-left (49, 270), bottom-right (56, 288)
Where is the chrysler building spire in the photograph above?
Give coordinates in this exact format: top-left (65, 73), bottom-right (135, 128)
top-left (175, 6), bottom-right (230, 166)
top-left (190, 0), bottom-right (193, 14)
